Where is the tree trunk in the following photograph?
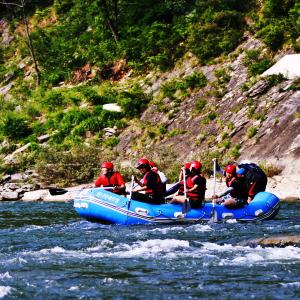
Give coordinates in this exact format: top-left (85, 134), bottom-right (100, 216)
top-left (99, 0), bottom-right (119, 45)
top-left (22, 8), bottom-right (41, 85)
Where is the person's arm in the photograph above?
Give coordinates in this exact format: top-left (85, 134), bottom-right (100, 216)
top-left (132, 175), bottom-right (147, 192)
top-left (187, 184), bottom-right (198, 193)
top-left (94, 176), bottom-right (103, 188)
top-left (212, 187), bottom-right (234, 199)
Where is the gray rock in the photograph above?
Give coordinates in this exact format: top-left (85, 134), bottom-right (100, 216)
top-left (10, 173), bottom-right (27, 182)
top-left (38, 134), bottom-right (50, 143)
top-left (22, 190), bottom-right (48, 202)
top-left (237, 235), bottom-right (300, 248)
top-left (1, 191), bottom-right (19, 201)
top-left (4, 183), bottom-right (20, 191)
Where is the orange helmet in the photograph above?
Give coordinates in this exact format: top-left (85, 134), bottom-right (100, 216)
top-left (149, 161), bottom-right (156, 168)
top-left (190, 160), bottom-right (202, 170)
top-left (225, 164), bottom-right (236, 174)
top-left (101, 161), bottom-right (114, 170)
top-left (136, 158), bottom-right (150, 168)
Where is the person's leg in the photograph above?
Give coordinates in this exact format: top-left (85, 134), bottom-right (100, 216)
top-left (131, 192), bottom-right (152, 203)
top-left (222, 198), bottom-right (238, 208)
top-left (165, 182), bottom-right (180, 196)
top-left (169, 195), bottom-right (185, 204)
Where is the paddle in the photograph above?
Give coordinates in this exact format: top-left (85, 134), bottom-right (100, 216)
top-left (127, 175), bottom-right (135, 210)
top-left (48, 186), bottom-right (112, 196)
top-left (182, 167), bottom-right (191, 214)
top-left (209, 158), bottom-right (218, 223)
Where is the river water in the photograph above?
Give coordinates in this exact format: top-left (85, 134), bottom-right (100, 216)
top-left (0, 200), bottom-right (299, 299)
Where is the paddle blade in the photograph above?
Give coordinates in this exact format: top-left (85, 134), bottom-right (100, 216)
top-left (48, 188), bottom-right (68, 196)
top-left (209, 208), bottom-right (218, 223)
top-left (182, 199), bottom-right (191, 214)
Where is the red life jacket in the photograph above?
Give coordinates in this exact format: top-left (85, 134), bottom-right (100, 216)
top-left (142, 171), bottom-right (165, 198)
top-left (186, 175), bottom-right (205, 201)
top-left (178, 180), bottom-right (184, 195)
top-left (94, 172), bottom-right (125, 194)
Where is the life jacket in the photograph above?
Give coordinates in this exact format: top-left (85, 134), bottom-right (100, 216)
top-left (186, 174), bottom-right (206, 202)
top-left (226, 177), bottom-right (247, 200)
top-left (142, 171), bottom-right (165, 198)
top-left (239, 163), bottom-right (267, 196)
top-left (94, 172), bottom-right (125, 194)
top-left (178, 180), bottom-right (184, 195)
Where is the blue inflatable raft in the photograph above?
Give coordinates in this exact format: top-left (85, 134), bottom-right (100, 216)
top-left (73, 189), bottom-right (280, 225)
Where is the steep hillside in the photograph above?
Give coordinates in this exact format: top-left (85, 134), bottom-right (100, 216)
top-left (116, 36), bottom-right (300, 176)
top-left (0, 0), bottom-right (299, 187)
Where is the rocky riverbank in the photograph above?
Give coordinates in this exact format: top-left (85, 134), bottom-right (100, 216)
top-left (0, 171), bottom-right (299, 202)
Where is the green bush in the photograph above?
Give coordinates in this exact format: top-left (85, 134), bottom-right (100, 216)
top-left (207, 111), bottom-right (217, 121)
top-left (103, 136), bottom-right (120, 149)
top-left (257, 23), bottom-right (285, 50)
top-left (259, 161), bottom-right (282, 177)
top-left (184, 71), bottom-right (207, 89)
top-left (0, 112), bottom-right (32, 141)
top-left (117, 84), bottom-right (149, 117)
top-left (247, 126), bottom-right (258, 138)
top-left (195, 98), bottom-right (207, 112)
top-left (36, 144), bottom-right (107, 186)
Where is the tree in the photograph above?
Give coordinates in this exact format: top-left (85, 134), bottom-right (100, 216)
top-left (99, 0), bottom-right (119, 44)
top-left (0, 0), bottom-right (41, 85)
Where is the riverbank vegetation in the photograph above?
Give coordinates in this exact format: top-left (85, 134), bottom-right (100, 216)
top-left (0, 0), bottom-right (299, 185)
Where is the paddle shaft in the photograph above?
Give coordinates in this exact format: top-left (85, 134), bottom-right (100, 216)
top-left (183, 168), bottom-right (187, 201)
top-left (127, 175), bottom-right (135, 209)
top-left (213, 158), bottom-right (216, 204)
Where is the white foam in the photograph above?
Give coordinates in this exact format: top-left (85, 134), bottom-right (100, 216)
top-left (85, 239), bottom-right (114, 252)
top-left (102, 277), bottom-right (129, 285)
top-left (0, 272), bottom-right (11, 280)
top-left (23, 225), bottom-right (44, 232)
top-left (148, 226), bottom-right (184, 234)
top-left (39, 246), bottom-right (67, 254)
top-left (0, 286), bottom-right (12, 298)
top-left (280, 282), bottom-right (300, 288)
top-left (190, 224), bottom-right (213, 232)
top-left (68, 286), bottom-right (79, 291)
top-left (201, 243), bottom-right (300, 266)
top-left (109, 239), bottom-right (190, 258)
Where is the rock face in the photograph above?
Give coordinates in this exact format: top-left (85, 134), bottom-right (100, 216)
top-left (237, 235), bottom-right (300, 248)
top-left (116, 36), bottom-right (300, 180)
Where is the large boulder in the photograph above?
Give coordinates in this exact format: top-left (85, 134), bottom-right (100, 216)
top-left (237, 235), bottom-right (300, 248)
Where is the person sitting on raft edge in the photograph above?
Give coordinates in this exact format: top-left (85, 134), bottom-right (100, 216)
top-left (131, 158), bottom-right (165, 205)
top-left (94, 161), bottom-right (126, 195)
top-left (212, 164), bottom-right (248, 208)
top-left (169, 160), bottom-right (206, 209)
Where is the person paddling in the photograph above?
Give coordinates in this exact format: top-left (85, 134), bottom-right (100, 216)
top-left (164, 162), bottom-right (190, 197)
top-left (131, 158), bottom-right (165, 204)
top-left (212, 164), bottom-right (248, 208)
top-left (170, 160), bottom-right (206, 209)
top-left (94, 161), bottom-right (126, 195)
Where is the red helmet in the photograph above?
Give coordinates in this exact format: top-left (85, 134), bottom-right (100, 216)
top-left (136, 158), bottom-right (150, 168)
top-left (190, 160), bottom-right (202, 170)
top-left (101, 161), bottom-right (114, 170)
top-left (184, 162), bottom-right (191, 169)
top-left (149, 161), bottom-right (156, 168)
top-left (225, 164), bottom-right (236, 174)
